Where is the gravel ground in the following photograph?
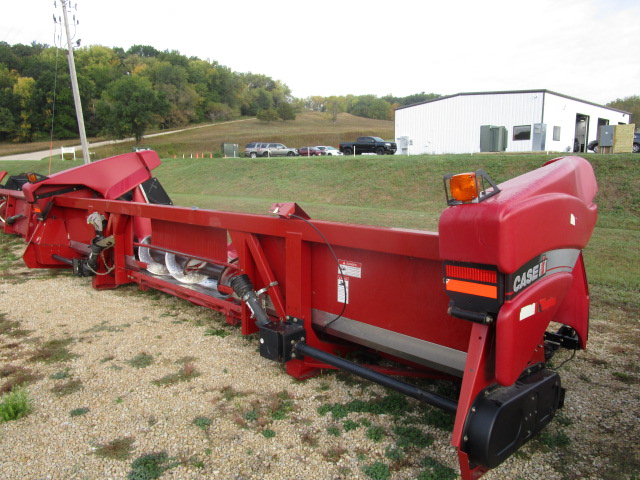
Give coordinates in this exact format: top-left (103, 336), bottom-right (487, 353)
top-left (0, 249), bottom-right (638, 480)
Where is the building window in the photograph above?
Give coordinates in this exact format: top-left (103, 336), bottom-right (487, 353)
top-left (513, 125), bottom-right (531, 141)
top-left (553, 126), bottom-right (561, 141)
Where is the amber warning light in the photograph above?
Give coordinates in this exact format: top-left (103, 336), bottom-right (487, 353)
top-left (443, 169), bottom-right (500, 206)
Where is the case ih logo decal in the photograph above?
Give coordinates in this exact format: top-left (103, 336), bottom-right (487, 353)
top-left (513, 256), bottom-right (548, 293)
top-left (506, 249), bottom-right (580, 299)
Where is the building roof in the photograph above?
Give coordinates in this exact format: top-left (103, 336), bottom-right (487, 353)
top-left (395, 89), bottom-right (631, 115)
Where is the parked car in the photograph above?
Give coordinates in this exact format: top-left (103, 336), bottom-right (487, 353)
top-left (298, 146), bottom-right (325, 156)
top-left (256, 143), bottom-right (299, 157)
top-left (316, 146), bottom-right (343, 156)
top-left (587, 132), bottom-right (640, 153)
top-left (339, 137), bottom-right (397, 155)
top-left (244, 142), bottom-right (265, 158)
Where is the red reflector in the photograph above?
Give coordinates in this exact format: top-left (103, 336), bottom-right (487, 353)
top-left (445, 265), bottom-right (497, 283)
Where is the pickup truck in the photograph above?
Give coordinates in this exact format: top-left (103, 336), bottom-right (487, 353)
top-left (339, 136), bottom-right (397, 155)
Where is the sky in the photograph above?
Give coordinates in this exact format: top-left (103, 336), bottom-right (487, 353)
top-left (2, 0), bottom-right (639, 105)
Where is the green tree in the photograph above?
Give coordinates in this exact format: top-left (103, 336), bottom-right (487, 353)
top-left (0, 65), bottom-right (18, 140)
top-left (0, 107), bottom-right (15, 139)
top-left (323, 96), bottom-right (346, 124)
top-left (606, 95), bottom-right (640, 128)
top-left (277, 102), bottom-right (296, 121)
top-left (368, 98), bottom-right (393, 120)
top-left (13, 76), bottom-right (36, 141)
top-left (97, 75), bottom-right (169, 142)
top-left (256, 108), bottom-right (279, 122)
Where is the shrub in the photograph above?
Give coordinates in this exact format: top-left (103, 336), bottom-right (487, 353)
top-left (0, 387), bottom-right (31, 422)
top-left (193, 416), bottom-right (213, 430)
top-left (70, 407), bottom-right (89, 417)
top-left (366, 425), bottom-right (385, 442)
top-left (362, 461), bottom-right (390, 480)
top-left (128, 452), bottom-right (179, 480)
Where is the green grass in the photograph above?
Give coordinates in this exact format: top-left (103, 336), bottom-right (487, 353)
top-left (94, 436), bottom-right (136, 460)
top-left (204, 327), bottom-right (231, 338)
top-left (418, 457), bottom-right (457, 480)
top-left (151, 362), bottom-right (200, 386)
top-left (0, 314), bottom-right (30, 338)
top-left (192, 416), bottom-right (213, 430)
top-left (29, 338), bottom-right (77, 364)
top-left (128, 452), bottom-right (179, 480)
top-left (126, 353), bottom-right (154, 369)
top-left (70, 407), bottom-right (89, 417)
top-left (362, 461), bottom-right (391, 480)
top-left (51, 379), bottom-right (83, 396)
top-left (0, 365), bottom-right (41, 394)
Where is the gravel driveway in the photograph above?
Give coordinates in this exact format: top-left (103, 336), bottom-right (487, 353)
top-left (0, 240), bottom-right (638, 480)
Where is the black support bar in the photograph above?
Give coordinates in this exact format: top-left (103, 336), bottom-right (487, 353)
top-left (293, 342), bottom-right (458, 413)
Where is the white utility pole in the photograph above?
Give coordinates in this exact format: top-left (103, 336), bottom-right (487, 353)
top-left (60, 1), bottom-right (90, 164)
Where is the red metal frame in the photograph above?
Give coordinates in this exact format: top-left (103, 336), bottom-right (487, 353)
top-left (0, 152), bottom-right (598, 479)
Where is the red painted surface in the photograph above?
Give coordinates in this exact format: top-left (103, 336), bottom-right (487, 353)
top-left (0, 152), bottom-right (598, 480)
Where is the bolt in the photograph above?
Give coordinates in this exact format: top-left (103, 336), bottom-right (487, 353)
top-left (300, 337), bottom-right (305, 342)
top-left (291, 353), bottom-right (296, 358)
top-left (290, 340), bottom-right (295, 345)
top-left (471, 407), bottom-right (476, 413)
top-left (463, 435), bottom-right (468, 442)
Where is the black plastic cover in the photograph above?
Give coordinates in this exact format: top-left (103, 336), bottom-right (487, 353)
top-left (463, 367), bottom-right (564, 469)
top-left (2, 174), bottom-right (30, 191)
top-left (140, 177), bottom-right (173, 205)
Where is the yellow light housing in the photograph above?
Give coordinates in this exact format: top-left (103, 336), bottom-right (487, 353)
top-left (26, 172), bottom-right (40, 183)
top-left (449, 172), bottom-right (479, 202)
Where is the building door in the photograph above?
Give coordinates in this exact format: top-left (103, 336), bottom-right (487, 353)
top-left (574, 114), bottom-right (589, 152)
top-left (532, 123), bottom-right (547, 151)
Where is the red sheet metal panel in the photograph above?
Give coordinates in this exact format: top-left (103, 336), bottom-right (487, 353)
top-left (439, 156), bottom-right (597, 273)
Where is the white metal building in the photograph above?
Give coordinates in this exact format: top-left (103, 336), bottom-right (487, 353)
top-left (394, 90), bottom-right (631, 155)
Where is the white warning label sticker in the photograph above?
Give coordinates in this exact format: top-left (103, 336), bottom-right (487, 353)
top-left (338, 260), bottom-right (362, 278)
top-left (338, 276), bottom-right (349, 304)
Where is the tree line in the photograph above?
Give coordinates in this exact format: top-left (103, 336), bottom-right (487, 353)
top-left (2, 41), bottom-right (636, 144)
top-left (0, 42), bottom-right (299, 143)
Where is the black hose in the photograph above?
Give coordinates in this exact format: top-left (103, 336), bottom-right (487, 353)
top-left (230, 274), bottom-right (271, 326)
top-left (52, 254), bottom-right (73, 266)
top-left (294, 343), bottom-right (458, 413)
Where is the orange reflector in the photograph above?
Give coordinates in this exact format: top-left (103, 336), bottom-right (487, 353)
top-left (445, 279), bottom-right (497, 299)
top-left (26, 172), bottom-right (39, 183)
top-left (449, 172), bottom-right (478, 202)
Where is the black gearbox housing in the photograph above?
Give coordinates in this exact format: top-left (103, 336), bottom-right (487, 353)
top-left (258, 319), bottom-right (305, 362)
top-left (462, 366), bottom-right (564, 469)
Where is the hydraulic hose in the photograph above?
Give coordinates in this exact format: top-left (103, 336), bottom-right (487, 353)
top-left (230, 274), bottom-right (271, 326)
